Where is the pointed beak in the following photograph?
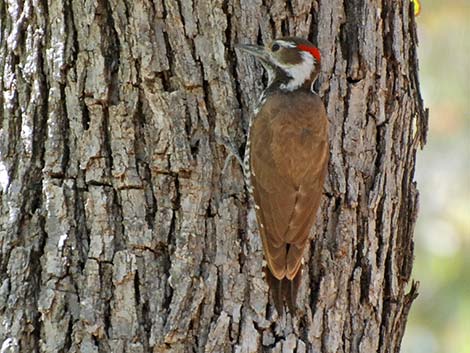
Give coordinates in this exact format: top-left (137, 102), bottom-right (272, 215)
top-left (236, 44), bottom-right (272, 64)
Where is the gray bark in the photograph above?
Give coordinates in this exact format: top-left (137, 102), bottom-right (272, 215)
top-left (0, 0), bottom-right (426, 352)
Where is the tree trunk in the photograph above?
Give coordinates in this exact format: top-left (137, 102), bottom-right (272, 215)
top-left (0, 0), bottom-right (426, 352)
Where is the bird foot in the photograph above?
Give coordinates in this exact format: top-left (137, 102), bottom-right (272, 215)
top-left (216, 135), bottom-right (244, 174)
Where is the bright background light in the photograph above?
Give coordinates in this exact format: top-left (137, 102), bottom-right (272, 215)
top-left (402, 1), bottom-right (470, 353)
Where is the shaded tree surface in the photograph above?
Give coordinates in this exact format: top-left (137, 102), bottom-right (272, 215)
top-left (0, 0), bottom-right (426, 352)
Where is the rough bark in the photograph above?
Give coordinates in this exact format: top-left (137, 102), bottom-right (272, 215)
top-left (0, 0), bottom-right (426, 352)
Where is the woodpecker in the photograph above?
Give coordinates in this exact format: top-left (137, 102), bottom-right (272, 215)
top-left (237, 37), bottom-right (329, 313)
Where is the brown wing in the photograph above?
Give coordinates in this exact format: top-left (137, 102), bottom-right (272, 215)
top-left (250, 91), bottom-right (329, 280)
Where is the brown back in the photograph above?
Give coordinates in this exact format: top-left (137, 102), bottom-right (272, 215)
top-left (250, 90), bottom-right (329, 280)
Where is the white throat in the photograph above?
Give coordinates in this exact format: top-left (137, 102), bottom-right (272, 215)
top-left (279, 51), bottom-right (314, 92)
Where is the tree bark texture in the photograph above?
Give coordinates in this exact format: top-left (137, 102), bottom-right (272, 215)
top-left (0, 0), bottom-right (426, 352)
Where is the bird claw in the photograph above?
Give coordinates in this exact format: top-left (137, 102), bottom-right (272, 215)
top-left (217, 135), bottom-right (244, 174)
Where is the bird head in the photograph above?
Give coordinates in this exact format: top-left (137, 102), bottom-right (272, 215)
top-left (237, 37), bottom-right (321, 92)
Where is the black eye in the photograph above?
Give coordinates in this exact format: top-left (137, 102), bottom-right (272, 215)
top-left (271, 43), bottom-right (280, 52)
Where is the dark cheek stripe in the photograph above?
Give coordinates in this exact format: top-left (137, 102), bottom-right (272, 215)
top-left (279, 49), bottom-right (303, 65)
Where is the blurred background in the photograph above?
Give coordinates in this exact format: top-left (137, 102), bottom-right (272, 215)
top-left (402, 1), bottom-right (470, 353)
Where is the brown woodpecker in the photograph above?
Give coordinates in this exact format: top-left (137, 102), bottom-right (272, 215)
top-left (237, 37), bottom-right (329, 313)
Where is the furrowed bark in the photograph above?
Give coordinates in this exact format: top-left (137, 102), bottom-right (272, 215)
top-left (0, 0), bottom-right (425, 352)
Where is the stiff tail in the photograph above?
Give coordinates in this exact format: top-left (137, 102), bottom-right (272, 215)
top-left (265, 268), bottom-right (302, 315)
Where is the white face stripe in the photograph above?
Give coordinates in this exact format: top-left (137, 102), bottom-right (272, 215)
top-left (274, 40), bottom-right (296, 48)
top-left (265, 65), bottom-right (275, 86)
top-left (279, 51), bottom-right (315, 91)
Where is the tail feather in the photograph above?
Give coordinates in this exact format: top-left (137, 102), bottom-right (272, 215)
top-left (266, 269), bottom-right (284, 314)
top-left (265, 267), bottom-right (302, 315)
top-left (286, 269), bottom-right (301, 314)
